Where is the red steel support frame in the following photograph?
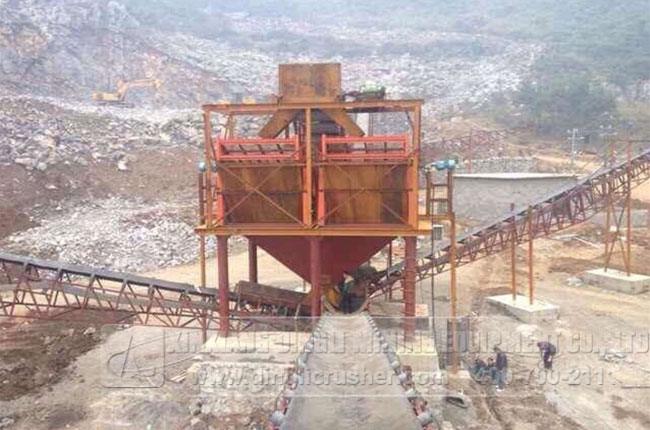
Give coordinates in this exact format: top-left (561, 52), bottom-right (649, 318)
top-left (626, 143), bottom-right (632, 275)
top-left (447, 169), bottom-right (458, 374)
top-left (510, 202), bottom-right (516, 301)
top-left (304, 108), bottom-right (313, 226)
top-left (198, 172), bottom-right (207, 289)
top-left (387, 241), bottom-right (393, 300)
top-left (310, 237), bottom-right (322, 318)
top-left (248, 239), bottom-right (258, 284)
top-left (404, 236), bottom-right (416, 340)
top-left (527, 205), bottom-right (534, 304)
top-left (368, 147), bottom-right (650, 316)
top-left (603, 141), bottom-right (634, 275)
top-left (214, 136), bottom-right (300, 161)
top-left (320, 134), bottom-right (409, 159)
top-left (217, 235), bottom-right (229, 335)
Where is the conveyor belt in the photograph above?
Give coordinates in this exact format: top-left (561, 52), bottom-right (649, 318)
top-left (269, 313), bottom-right (435, 430)
top-left (371, 146), bottom-right (650, 293)
top-left (0, 251), bottom-right (297, 331)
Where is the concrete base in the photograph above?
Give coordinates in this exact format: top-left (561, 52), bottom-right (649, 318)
top-left (581, 268), bottom-right (650, 294)
top-left (188, 331), bottom-right (311, 395)
top-left (370, 301), bottom-right (430, 330)
top-left (395, 333), bottom-right (439, 373)
top-left (486, 294), bottom-right (559, 324)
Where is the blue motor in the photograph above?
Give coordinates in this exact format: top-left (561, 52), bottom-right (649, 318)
top-left (427, 158), bottom-right (457, 171)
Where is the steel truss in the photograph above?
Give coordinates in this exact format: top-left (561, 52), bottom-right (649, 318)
top-left (0, 252), bottom-right (300, 332)
top-left (372, 146), bottom-right (650, 293)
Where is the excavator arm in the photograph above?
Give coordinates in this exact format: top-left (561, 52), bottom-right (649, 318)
top-left (92, 78), bottom-right (162, 105)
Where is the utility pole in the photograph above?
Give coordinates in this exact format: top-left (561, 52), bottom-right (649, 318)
top-left (569, 128), bottom-right (577, 171)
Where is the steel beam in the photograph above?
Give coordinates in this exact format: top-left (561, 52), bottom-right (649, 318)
top-left (310, 237), bottom-right (322, 318)
top-left (404, 236), bottom-right (416, 340)
top-left (371, 146), bottom-right (650, 296)
top-left (217, 235), bottom-right (229, 335)
top-left (248, 238), bottom-right (258, 284)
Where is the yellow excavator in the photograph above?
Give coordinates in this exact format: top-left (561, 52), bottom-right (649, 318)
top-left (92, 78), bottom-right (162, 106)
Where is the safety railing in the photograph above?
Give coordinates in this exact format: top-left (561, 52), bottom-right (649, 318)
top-left (213, 136), bottom-right (301, 161)
top-left (320, 134), bottom-right (410, 160)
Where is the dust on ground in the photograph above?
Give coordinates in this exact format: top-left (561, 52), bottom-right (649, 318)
top-left (423, 220), bottom-right (650, 430)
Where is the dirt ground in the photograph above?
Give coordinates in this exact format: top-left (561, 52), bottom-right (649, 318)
top-left (0, 146), bottom-right (198, 238)
top-left (0, 320), bottom-right (100, 402)
top-left (0, 323), bottom-right (208, 430)
top-left (421, 220), bottom-right (650, 430)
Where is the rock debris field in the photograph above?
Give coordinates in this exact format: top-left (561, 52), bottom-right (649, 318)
top-left (0, 197), bottom-right (248, 273)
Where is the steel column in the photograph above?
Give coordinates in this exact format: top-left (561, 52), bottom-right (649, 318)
top-left (387, 240), bottom-right (393, 299)
top-left (217, 235), bottom-right (229, 335)
top-left (304, 108), bottom-right (313, 225)
top-left (248, 238), bottom-right (258, 284)
top-left (310, 237), bottom-right (322, 317)
top-left (527, 205), bottom-right (534, 305)
top-left (449, 214), bottom-right (458, 374)
top-left (198, 173), bottom-right (207, 290)
top-left (510, 202), bottom-right (516, 301)
top-left (199, 236), bottom-right (206, 289)
top-left (626, 142), bottom-right (632, 276)
top-left (404, 236), bottom-right (416, 340)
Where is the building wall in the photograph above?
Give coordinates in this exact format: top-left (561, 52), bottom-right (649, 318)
top-left (453, 173), bottom-right (578, 224)
top-left (457, 156), bottom-right (539, 174)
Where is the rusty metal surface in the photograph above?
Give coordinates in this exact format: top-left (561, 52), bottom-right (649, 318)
top-left (278, 63), bottom-right (341, 102)
top-left (235, 280), bottom-right (307, 313)
top-left (0, 251), bottom-right (301, 331)
top-left (0, 250), bottom-right (226, 330)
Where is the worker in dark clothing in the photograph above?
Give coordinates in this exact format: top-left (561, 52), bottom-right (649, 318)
top-left (537, 341), bottom-right (557, 370)
top-left (473, 357), bottom-right (496, 384)
top-left (486, 357), bottom-right (496, 383)
top-left (493, 346), bottom-right (507, 391)
top-left (471, 358), bottom-right (487, 380)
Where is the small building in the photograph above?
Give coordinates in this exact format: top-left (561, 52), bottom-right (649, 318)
top-left (453, 172), bottom-right (578, 223)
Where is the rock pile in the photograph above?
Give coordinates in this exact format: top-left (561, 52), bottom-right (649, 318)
top-left (1, 197), bottom-right (244, 273)
top-left (0, 97), bottom-right (203, 171)
top-left (458, 156), bottom-right (540, 173)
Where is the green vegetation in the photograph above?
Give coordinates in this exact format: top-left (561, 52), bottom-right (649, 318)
top-left (486, 50), bottom-right (620, 135)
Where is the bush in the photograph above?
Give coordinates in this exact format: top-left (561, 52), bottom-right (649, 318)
top-left (514, 73), bottom-right (616, 134)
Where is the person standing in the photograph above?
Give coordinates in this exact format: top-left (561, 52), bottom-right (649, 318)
top-left (493, 346), bottom-right (507, 392)
top-left (537, 341), bottom-right (557, 370)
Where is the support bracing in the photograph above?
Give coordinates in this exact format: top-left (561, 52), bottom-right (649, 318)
top-left (510, 202), bottom-right (517, 301)
top-left (527, 205), bottom-right (534, 305)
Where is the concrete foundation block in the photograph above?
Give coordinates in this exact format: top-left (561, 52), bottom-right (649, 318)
top-left (486, 294), bottom-right (559, 323)
top-left (395, 334), bottom-right (439, 373)
top-left (581, 268), bottom-right (650, 294)
top-left (370, 301), bottom-right (430, 330)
